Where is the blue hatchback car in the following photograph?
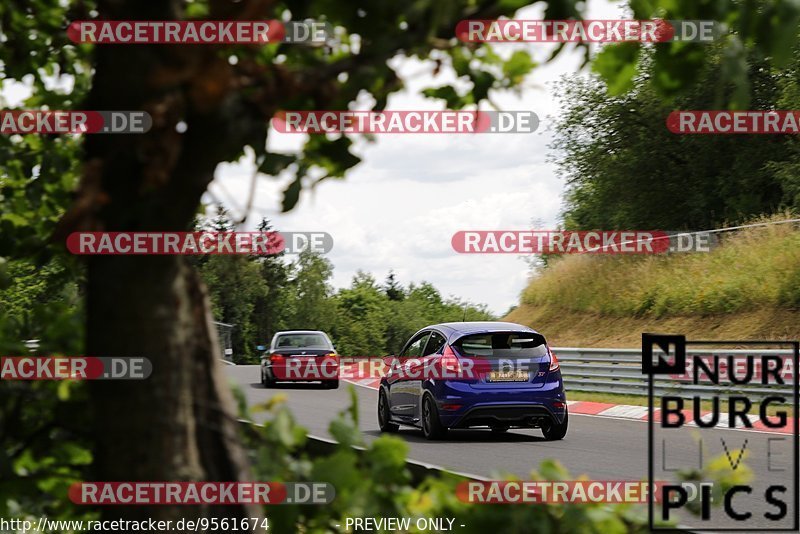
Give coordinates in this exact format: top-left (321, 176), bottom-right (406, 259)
top-left (377, 321), bottom-right (568, 440)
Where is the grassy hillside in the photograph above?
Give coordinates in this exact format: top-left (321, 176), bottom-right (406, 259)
top-left (506, 215), bottom-right (800, 347)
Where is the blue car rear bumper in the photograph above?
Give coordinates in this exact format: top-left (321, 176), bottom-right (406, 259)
top-left (429, 377), bottom-right (567, 428)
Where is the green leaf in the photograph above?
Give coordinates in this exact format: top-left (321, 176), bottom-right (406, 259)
top-left (304, 136), bottom-right (361, 178)
top-left (270, 409), bottom-right (300, 448)
top-left (1, 213), bottom-right (29, 227)
top-left (543, 0), bottom-right (581, 19)
top-left (281, 176), bottom-right (303, 212)
top-left (537, 458), bottom-right (569, 481)
top-left (57, 380), bottom-right (73, 401)
top-left (592, 43), bottom-right (641, 95)
top-left (503, 50), bottom-right (537, 85)
top-left (258, 153), bottom-right (296, 176)
top-left (329, 417), bottom-right (358, 448)
top-left (422, 85), bottom-right (468, 109)
top-left (310, 450), bottom-right (360, 491)
top-left (346, 384), bottom-right (359, 426)
top-left (450, 48), bottom-right (471, 78)
top-left (469, 71), bottom-right (496, 102)
top-left (365, 436), bottom-right (410, 484)
top-left (629, 0), bottom-right (657, 19)
top-left (185, 1), bottom-right (210, 18)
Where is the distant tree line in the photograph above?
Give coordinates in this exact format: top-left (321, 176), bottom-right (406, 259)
top-left (553, 48), bottom-right (800, 231)
top-left (194, 208), bottom-right (494, 363)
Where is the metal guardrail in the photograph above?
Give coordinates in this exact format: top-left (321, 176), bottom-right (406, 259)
top-left (213, 321), bottom-right (235, 362)
top-left (553, 347), bottom-right (795, 400)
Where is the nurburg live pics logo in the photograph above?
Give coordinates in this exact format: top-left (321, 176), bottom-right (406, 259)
top-left (642, 333), bottom-right (799, 531)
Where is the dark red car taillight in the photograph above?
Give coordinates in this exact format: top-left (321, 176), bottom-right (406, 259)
top-left (322, 352), bottom-right (339, 371)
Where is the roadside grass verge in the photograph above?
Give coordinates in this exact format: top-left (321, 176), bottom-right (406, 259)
top-left (521, 214), bottom-right (800, 317)
top-left (568, 391), bottom-right (790, 417)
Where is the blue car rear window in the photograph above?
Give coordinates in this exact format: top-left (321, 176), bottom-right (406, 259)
top-left (455, 332), bottom-right (548, 358)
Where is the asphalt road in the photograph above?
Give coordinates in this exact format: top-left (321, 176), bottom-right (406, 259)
top-left (226, 365), bottom-right (797, 530)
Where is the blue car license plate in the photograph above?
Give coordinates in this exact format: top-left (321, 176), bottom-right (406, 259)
top-left (487, 370), bottom-right (529, 382)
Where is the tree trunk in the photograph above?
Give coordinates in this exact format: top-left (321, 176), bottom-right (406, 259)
top-left (87, 256), bottom-right (259, 522)
top-left (72, 0), bottom-right (262, 524)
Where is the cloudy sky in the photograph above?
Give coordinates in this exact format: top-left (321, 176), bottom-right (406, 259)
top-left (211, 0), bottom-right (628, 315)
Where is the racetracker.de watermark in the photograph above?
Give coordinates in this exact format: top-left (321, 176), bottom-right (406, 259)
top-left (2, 517), bottom-right (271, 533)
top-left (457, 481), bottom-right (668, 504)
top-left (67, 20), bottom-right (331, 44)
top-left (266, 354), bottom-right (561, 381)
top-left (66, 232), bottom-right (333, 255)
top-left (0, 357), bottom-right (152, 380)
top-left (668, 111), bottom-right (800, 134)
top-left (455, 19), bottom-right (721, 43)
top-left (0, 111), bottom-right (151, 134)
top-left (272, 111), bottom-right (539, 134)
top-left (69, 482), bottom-right (333, 505)
top-left (451, 230), bottom-right (718, 254)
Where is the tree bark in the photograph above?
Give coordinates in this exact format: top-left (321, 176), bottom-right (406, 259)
top-left (87, 256), bottom-right (260, 522)
top-left (72, 0), bottom-right (262, 524)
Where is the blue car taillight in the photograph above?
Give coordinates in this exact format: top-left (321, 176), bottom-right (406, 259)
top-left (547, 346), bottom-right (560, 371)
top-left (441, 344), bottom-right (462, 375)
